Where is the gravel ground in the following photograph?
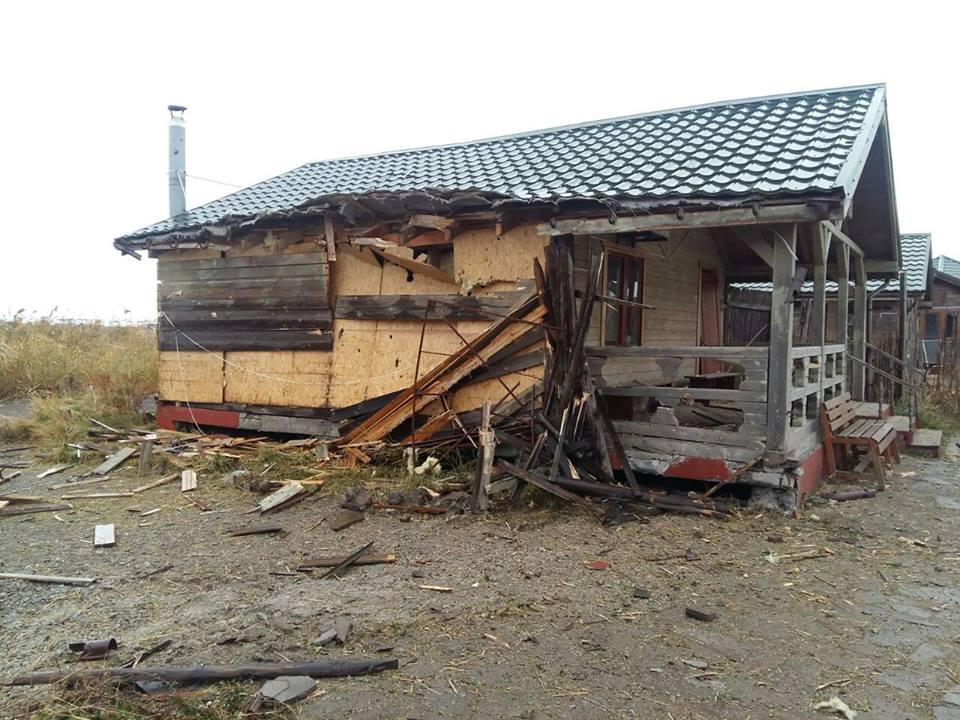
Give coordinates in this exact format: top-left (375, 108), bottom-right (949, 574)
top-left (1, 439), bottom-right (959, 719)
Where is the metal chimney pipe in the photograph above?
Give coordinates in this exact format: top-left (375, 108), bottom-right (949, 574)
top-left (168, 105), bottom-right (187, 217)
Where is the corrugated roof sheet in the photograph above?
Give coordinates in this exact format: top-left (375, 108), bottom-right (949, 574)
top-left (118, 84), bottom-right (886, 243)
top-left (736, 233), bottom-right (930, 296)
top-left (933, 255), bottom-right (960, 281)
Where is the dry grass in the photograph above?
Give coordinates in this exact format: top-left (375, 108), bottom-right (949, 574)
top-left (29, 679), bottom-right (294, 720)
top-left (0, 320), bottom-right (156, 404)
top-left (0, 320), bottom-right (157, 456)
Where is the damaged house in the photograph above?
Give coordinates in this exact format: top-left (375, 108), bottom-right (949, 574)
top-left (115, 84), bottom-right (904, 504)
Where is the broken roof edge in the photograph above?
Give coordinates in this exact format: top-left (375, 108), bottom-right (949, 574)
top-left (113, 82), bottom-right (884, 249)
top-left (114, 191), bottom-right (845, 251)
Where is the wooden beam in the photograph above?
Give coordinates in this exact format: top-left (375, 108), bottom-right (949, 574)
top-left (405, 231), bottom-right (451, 249)
top-left (324, 215), bottom-right (337, 263)
top-left (368, 248), bottom-right (456, 286)
top-left (538, 204), bottom-right (840, 236)
top-left (821, 220), bottom-right (864, 258)
top-left (734, 230), bottom-right (775, 267)
top-left (765, 224), bottom-right (797, 462)
top-left (407, 214), bottom-right (455, 232)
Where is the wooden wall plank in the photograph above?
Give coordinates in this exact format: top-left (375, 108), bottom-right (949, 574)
top-left (335, 294), bottom-right (521, 321)
top-left (159, 329), bottom-right (333, 352)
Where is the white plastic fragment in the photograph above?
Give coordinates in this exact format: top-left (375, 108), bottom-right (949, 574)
top-left (814, 696), bottom-right (857, 719)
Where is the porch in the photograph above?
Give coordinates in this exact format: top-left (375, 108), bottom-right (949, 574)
top-left (587, 343), bottom-right (846, 490)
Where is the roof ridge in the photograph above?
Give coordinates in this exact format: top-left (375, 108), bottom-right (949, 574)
top-left (306, 83), bottom-right (887, 167)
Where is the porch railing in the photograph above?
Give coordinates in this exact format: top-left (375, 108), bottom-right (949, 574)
top-left (586, 346), bottom-right (769, 464)
top-left (782, 344), bottom-right (845, 458)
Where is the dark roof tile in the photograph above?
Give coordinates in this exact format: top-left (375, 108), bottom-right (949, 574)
top-left (119, 84), bottom-right (886, 242)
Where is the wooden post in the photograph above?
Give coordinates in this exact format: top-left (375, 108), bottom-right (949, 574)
top-left (471, 401), bottom-right (495, 512)
top-left (897, 269), bottom-right (907, 400)
top-left (138, 440), bottom-right (154, 478)
top-left (810, 224), bottom-right (830, 350)
top-left (852, 254), bottom-right (867, 399)
top-left (765, 225), bottom-right (797, 464)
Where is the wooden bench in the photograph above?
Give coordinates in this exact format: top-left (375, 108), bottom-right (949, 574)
top-left (821, 392), bottom-right (899, 489)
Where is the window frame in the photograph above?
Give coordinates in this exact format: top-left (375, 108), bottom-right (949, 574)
top-left (600, 242), bottom-right (645, 347)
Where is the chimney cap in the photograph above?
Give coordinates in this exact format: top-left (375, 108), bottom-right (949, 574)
top-left (168, 104), bottom-right (187, 115)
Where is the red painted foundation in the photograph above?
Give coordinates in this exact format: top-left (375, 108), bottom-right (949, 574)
top-left (157, 403), bottom-right (240, 431)
top-left (664, 457), bottom-right (734, 482)
top-left (794, 444), bottom-right (825, 504)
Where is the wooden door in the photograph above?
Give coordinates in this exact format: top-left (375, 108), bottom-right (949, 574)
top-left (699, 269), bottom-right (722, 373)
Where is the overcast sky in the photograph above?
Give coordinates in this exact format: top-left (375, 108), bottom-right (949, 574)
top-left (1, 1), bottom-right (954, 322)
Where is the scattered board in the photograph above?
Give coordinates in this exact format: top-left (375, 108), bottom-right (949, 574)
top-left (0, 572), bottom-right (96, 586)
top-left (38, 464), bottom-right (74, 479)
top-left (94, 524), bottom-right (116, 548)
top-left (180, 470), bottom-right (198, 493)
top-left (93, 447), bottom-right (137, 476)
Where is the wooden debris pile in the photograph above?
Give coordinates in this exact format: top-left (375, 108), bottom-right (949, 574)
top-left (331, 246), bottom-right (736, 520)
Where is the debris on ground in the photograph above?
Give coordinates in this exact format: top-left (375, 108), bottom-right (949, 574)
top-left (685, 607), bottom-right (717, 622)
top-left (258, 481), bottom-right (305, 514)
top-left (93, 523), bottom-right (116, 548)
top-left (68, 638), bottom-right (117, 661)
top-left (254, 675), bottom-right (317, 708)
top-left (0, 573), bottom-right (96, 586)
top-left (2, 658), bottom-right (400, 687)
top-left (327, 509), bottom-right (365, 531)
top-left (813, 696), bottom-right (857, 719)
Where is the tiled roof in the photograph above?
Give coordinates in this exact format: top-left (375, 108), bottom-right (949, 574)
top-left (118, 84), bottom-right (887, 243)
top-left (933, 255), bottom-right (960, 281)
top-left (736, 233), bottom-right (930, 296)
top-left (899, 233), bottom-right (931, 293)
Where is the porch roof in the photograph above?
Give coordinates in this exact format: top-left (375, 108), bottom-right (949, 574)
top-left (735, 233), bottom-right (930, 297)
top-left (117, 84), bottom-right (888, 246)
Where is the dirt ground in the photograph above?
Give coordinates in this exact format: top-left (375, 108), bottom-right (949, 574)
top-left (2, 438), bottom-right (960, 720)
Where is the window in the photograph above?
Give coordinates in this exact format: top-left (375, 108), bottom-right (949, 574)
top-left (947, 314), bottom-right (955, 338)
top-left (603, 250), bottom-right (644, 346)
top-left (925, 313), bottom-right (941, 339)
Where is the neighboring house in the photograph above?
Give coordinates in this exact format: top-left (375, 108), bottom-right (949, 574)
top-left (920, 255), bottom-right (960, 369)
top-left (116, 84), bottom-right (902, 502)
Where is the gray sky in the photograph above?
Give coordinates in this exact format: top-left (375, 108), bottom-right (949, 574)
top-left (1, 0), bottom-right (954, 322)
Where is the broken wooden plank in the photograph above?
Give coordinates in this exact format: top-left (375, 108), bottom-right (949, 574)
top-left (92, 447), bottom-right (136, 476)
top-left (132, 472), bottom-right (180, 494)
top-left (0, 572), bottom-right (95, 586)
top-left (258, 482), bottom-right (304, 513)
top-left (229, 525), bottom-right (285, 537)
top-left (498, 461), bottom-right (596, 511)
top-left (327, 509), bottom-right (364, 531)
top-left (368, 247), bottom-right (457, 285)
top-left (317, 540), bottom-right (376, 580)
top-left (372, 503), bottom-right (447, 514)
top-left (472, 401), bottom-right (495, 512)
top-left (60, 492), bottom-right (134, 500)
top-left (3, 657), bottom-right (400, 687)
top-left (298, 553), bottom-right (396, 569)
top-left (180, 469), bottom-right (198, 492)
top-left (0, 503), bottom-right (72, 517)
top-left (50, 476), bottom-right (111, 491)
top-left (37, 464), bottom-right (75, 479)
top-left (94, 524), bottom-right (116, 548)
